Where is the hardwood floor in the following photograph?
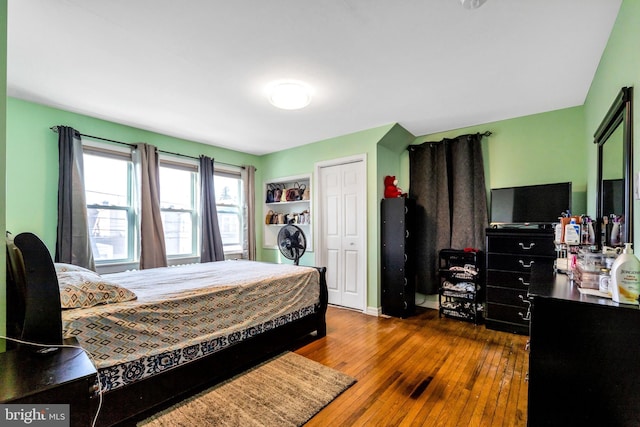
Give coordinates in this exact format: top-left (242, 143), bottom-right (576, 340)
top-left (296, 306), bottom-right (529, 427)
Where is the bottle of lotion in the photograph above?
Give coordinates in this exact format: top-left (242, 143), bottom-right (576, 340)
top-left (564, 219), bottom-right (581, 245)
top-left (610, 243), bottom-right (640, 305)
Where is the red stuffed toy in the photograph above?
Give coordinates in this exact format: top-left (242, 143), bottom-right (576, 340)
top-left (384, 175), bottom-right (406, 198)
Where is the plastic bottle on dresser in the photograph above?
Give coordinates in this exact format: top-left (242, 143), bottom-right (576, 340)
top-left (554, 221), bottom-right (563, 243)
top-left (580, 216), bottom-right (596, 245)
top-left (609, 243), bottom-right (640, 305)
top-left (564, 219), bottom-right (581, 245)
top-left (581, 216), bottom-right (589, 245)
top-left (610, 216), bottom-right (621, 246)
top-left (587, 219), bottom-right (596, 244)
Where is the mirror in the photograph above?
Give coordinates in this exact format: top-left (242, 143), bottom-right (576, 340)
top-left (595, 87), bottom-right (633, 247)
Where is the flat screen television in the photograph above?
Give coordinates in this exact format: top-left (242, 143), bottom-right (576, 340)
top-left (490, 182), bottom-right (572, 225)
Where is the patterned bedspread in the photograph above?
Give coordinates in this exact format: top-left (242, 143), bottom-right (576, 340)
top-left (61, 260), bottom-right (320, 391)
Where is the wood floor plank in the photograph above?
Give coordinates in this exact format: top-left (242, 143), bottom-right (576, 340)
top-left (491, 339), bottom-right (518, 425)
top-left (476, 335), bottom-right (510, 425)
top-left (434, 329), bottom-right (487, 427)
top-left (415, 332), bottom-right (469, 424)
top-left (505, 347), bottom-right (527, 427)
top-left (456, 338), bottom-right (496, 426)
top-left (298, 306), bottom-right (529, 426)
top-left (365, 330), bottom-right (451, 426)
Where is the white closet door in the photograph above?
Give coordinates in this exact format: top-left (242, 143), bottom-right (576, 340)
top-left (318, 158), bottom-right (366, 310)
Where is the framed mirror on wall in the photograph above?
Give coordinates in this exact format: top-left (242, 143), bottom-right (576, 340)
top-left (595, 86), bottom-right (633, 247)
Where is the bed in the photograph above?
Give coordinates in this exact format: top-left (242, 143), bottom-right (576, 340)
top-left (6, 232), bottom-right (328, 427)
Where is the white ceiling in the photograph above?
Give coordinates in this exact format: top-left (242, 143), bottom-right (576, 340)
top-left (7, 0), bottom-right (622, 155)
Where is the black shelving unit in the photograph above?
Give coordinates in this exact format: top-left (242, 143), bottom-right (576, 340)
top-left (438, 249), bottom-right (484, 324)
top-left (381, 198), bottom-right (416, 318)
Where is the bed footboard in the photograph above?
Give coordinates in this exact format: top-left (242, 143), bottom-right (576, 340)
top-left (315, 266), bottom-right (328, 338)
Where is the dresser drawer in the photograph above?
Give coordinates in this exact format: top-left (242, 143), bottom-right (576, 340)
top-left (487, 254), bottom-right (554, 274)
top-left (487, 286), bottom-right (530, 308)
top-left (486, 302), bottom-right (530, 327)
top-left (486, 270), bottom-right (532, 290)
top-left (487, 235), bottom-right (555, 256)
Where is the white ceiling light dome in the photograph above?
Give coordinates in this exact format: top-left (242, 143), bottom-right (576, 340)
top-left (267, 80), bottom-right (313, 110)
top-left (461, 0), bottom-right (487, 9)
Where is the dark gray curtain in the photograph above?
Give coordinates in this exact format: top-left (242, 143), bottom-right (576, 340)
top-left (408, 141), bottom-right (451, 294)
top-left (200, 156), bottom-right (225, 262)
top-left (449, 135), bottom-right (489, 250)
top-left (55, 126), bottom-right (95, 270)
top-left (409, 133), bottom-right (488, 294)
top-left (135, 143), bottom-right (167, 269)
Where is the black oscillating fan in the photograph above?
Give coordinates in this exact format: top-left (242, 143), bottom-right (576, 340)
top-left (277, 224), bottom-right (307, 265)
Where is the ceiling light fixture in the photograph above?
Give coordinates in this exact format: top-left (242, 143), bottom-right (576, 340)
top-left (460, 0), bottom-right (487, 9)
top-left (267, 80), bottom-right (313, 110)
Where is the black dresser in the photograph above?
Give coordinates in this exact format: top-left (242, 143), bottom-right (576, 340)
top-left (485, 227), bottom-right (555, 334)
top-left (528, 271), bottom-right (640, 426)
top-left (381, 198), bottom-right (416, 318)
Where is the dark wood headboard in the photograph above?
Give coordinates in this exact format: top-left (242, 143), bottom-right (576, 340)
top-left (6, 232), bottom-right (62, 348)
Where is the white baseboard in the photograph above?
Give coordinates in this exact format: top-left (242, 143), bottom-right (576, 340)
top-left (339, 294), bottom-right (439, 318)
top-left (365, 306), bottom-right (381, 317)
top-left (327, 303), bottom-right (379, 316)
top-left (366, 295), bottom-right (438, 317)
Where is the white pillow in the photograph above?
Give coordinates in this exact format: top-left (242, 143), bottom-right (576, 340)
top-left (56, 267), bottom-right (137, 309)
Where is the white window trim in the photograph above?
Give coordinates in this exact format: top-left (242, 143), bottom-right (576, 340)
top-left (159, 155), bottom-right (200, 261)
top-left (213, 167), bottom-right (245, 257)
top-left (83, 142), bottom-right (138, 266)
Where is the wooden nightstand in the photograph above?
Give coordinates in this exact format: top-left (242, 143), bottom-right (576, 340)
top-left (0, 338), bottom-right (98, 427)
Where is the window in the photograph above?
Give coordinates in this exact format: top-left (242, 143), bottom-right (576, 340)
top-left (83, 148), bottom-right (136, 263)
top-left (84, 144), bottom-right (247, 267)
top-left (159, 161), bottom-right (198, 258)
top-left (215, 171), bottom-right (244, 254)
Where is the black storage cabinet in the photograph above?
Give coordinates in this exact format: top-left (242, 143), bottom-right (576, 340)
top-left (381, 197), bottom-right (416, 318)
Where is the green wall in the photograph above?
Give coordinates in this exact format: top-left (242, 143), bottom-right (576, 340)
top-left (6, 97), bottom-right (261, 253)
top-left (260, 123), bottom-right (400, 310)
top-left (1, 0), bottom-right (7, 348)
top-left (260, 123), bottom-right (416, 311)
top-left (406, 105), bottom-right (588, 216)
top-left (583, 0), bottom-right (640, 243)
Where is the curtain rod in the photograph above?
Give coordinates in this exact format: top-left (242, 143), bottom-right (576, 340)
top-left (407, 131), bottom-right (492, 151)
top-left (50, 126), bottom-right (247, 170)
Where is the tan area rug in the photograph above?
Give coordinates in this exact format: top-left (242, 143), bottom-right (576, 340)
top-left (138, 352), bottom-right (356, 427)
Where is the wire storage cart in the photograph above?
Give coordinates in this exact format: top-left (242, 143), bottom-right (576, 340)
top-left (438, 249), bottom-right (484, 324)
